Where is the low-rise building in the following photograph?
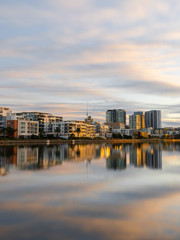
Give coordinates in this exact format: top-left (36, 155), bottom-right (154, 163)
top-left (95, 121), bottom-right (109, 138)
top-left (13, 112), bottom-right (62, 134)
top-left (6, 120), bottom-right (18, 138)
top-left (0, 107), bottom-right (12, 136)
top-left (52, 120), bottom-right (96, 138)
top-left (18, 119), bottom-right (39, 137)
top-left (119, 129), bottom-right (134, 137)
top-left (105, 122), bottom-right (125, 133)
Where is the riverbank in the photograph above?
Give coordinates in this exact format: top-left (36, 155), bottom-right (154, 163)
top-left (0, 138), bottom-right (180, 146)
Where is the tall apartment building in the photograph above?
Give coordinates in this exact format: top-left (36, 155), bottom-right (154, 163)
top-left (129, 114), bottom-right (141, 130)
top-left (106, 109), bottom-right (126, 125)
top-left (129, 112), bottom-right (145, 130)
top-left (145, 110), bottom-right (161, 129)
top-left (134, 112), bottom-right (145, 129)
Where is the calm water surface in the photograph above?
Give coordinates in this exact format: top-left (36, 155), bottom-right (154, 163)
top-left (1, 143), bottom-right (180, 240)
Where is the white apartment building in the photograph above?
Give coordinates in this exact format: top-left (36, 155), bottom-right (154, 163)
top-left (18, 119), bottom-right (39, 137)
top-left (52, 121), bottom-right (96, 138)
top-left (13, 112), bottom-right (63, 133)
top-left (95, 122), bottom-right (109, 138)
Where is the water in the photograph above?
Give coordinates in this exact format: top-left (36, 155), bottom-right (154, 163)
top-left (0, 142), bottom-right (180, 240)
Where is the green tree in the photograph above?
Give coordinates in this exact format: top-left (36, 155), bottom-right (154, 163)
top-left (55, 127), bottom-right (61, 138)
top-left (76, 127), bottom-right (81, 138)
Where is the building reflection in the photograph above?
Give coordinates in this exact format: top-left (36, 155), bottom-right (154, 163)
top-left (0, 142), bottom-right (171, 176)
top-left (0, 155), bottom-right (10, 176)
top-left (106, 145), bottom-right (126, 170)
top-left (130, 144), bottom-right (162, 169)
top-left (17, 145), bottom-right (64, 170)
top-left (0, 147), bottom-right (16, 176)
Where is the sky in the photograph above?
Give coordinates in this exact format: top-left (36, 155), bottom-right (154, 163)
top-left (0, 0), bottom-right (180, 126)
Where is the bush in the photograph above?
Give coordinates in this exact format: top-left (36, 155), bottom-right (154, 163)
top-left (174, 134), bottom-right (180, 139)
top-left (124, 135), bottom-right (132, 139)
top-left (31, 134), bottom-right (39, 139)
top-left (112, 133), bottom-right (123, 139)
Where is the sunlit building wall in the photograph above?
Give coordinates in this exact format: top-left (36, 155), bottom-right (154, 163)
top-left (129, 114), bottom-right (141, 130)
top-left (18, 119), bottom-right (39, 137)
top-left (52, 121), bottom-right (96, 138)
top-left (94, 122), bottom-right (109, 138)
top-left (13, 112), bottom-right (63, 133)
top-left (134, 112), bottom-right (145, 129)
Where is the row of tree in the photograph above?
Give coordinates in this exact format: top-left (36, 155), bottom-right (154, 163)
top-left (0, 127), bottom-right (17, 138)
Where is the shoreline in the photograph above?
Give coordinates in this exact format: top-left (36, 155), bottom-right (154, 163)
top-left (0, 138), bottom-right (180, 146)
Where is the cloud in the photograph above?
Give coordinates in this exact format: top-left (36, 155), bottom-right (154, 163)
top-left (1, 164), bottom-right (180, 240)
top-left (0, 0), bottom-right (180, 126)
top-left (107, 79), bottom-right (180, 96)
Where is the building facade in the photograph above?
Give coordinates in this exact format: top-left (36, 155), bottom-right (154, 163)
top-left (106, 109), bottom-right (126, 125)
top-left (52, 121), bottom-right (96, 138)
top-left (18, 119), bottom-right (39, 137)
top-left (0, 107), bottom-right (12, 129)
top-left (134, 112), bottom-right (145, 129)
top-left (129, 114), bottom-right (141, 130)
top-left (13, 112), bottom-right (63, 133)
top-left (6, 120), bottom-right (18, 138)
top-left (94, 122), bottom-right (109, 138)
top-left (145, 110), bottom-right (161, 129)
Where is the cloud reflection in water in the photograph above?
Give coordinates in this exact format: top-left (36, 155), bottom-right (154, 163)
top-left (0, 143), bottom-right (180, 239)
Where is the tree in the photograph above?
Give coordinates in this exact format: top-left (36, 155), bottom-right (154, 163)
top-left (55, 127), bottom-right (61, 134)
top-left (174, 134), bottom-right (180, 139)
top-left (76, 127), bottom-right (81, 138)
top-left (0, 127), bottom-right (17, 138)
top-left (6, 127), bottom-right (17, 138)
top-left (69, 133), bottom-right (75, 139)
top-left (112, 133), bottom-right (122, 139)
top-left (55, 127), bottom-right (61, 138)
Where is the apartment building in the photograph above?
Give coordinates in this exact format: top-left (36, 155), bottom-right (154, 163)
top-left (13, 112), bottom-right (63, 133)
top-left (106, 109), bottom-right (126, 125)
top-left (145, 110), bottom-right (161, 129)
top-left (0, 107), bottom-right (12, 129)
top-left (52, 120), bottom-right (96, 138)
top-left (129, 114), bottom-right (141, 130)
top-left (18, 119), bottom-right (39, 137)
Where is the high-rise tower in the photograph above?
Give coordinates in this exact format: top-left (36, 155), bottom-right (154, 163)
top-left (145, 110), bottom-right (161, 129)
top-left (106, 109), bottom-right (126, 125)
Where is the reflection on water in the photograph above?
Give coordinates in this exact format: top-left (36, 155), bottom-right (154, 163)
top-left (1, 142), bottom-right (180, 176)
top-left (106, 145), bottom-right (126, 170)
top-left (130, 144), bottom-right (162, 169)
top-left (1, 142), bottom-right (180, 240)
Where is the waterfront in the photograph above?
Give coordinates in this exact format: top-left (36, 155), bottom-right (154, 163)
top-left (1, 143), bottom-right (180, 239)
